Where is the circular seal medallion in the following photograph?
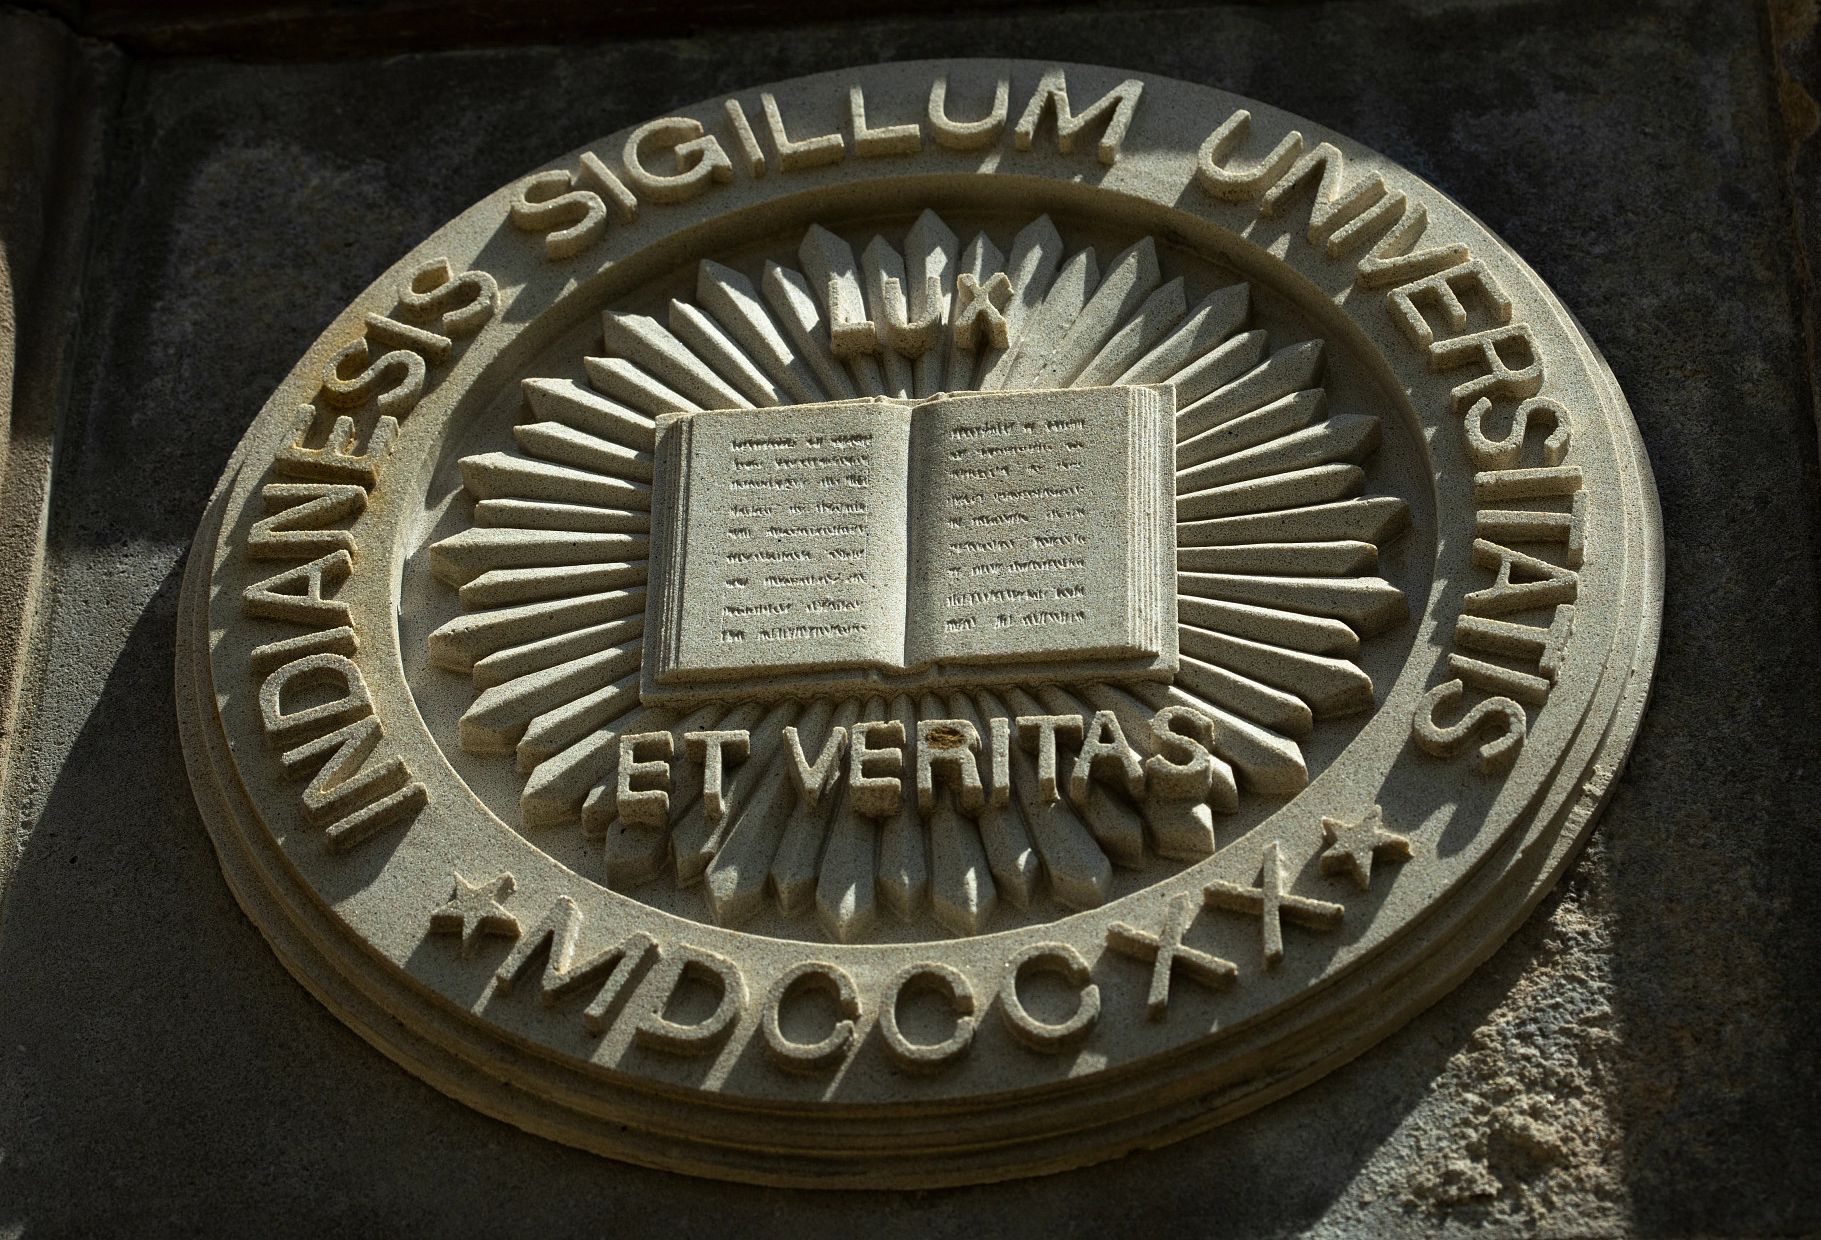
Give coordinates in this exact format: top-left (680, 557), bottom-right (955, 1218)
top-left (175, 60), bottom-right (1662, 1187)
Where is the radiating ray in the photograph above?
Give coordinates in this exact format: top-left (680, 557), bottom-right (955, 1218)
top-left (1173, 390), bottom-right (1325, 473)
top-left (799, 225), bottom-right (887, 396)
top-left (860, 236), bottom-right (916, 398)
top-left (948, 690), bottom-right (1038, 910)
top-left (517, 698), bottom-right (661, 828)
top-left (997, 247), bottom-right (1097, 390)
top-left (674, 699), bottom-right (800, 886)
top-left (603, 817), bottom-right (667, 888)
top-left (760, 261), bottom-right (861, 401)
top-left (472, 498), bottom-right (650, 535)
top-left (1114, 284), bottom-right (1249, 386)
top-left (1177, 339), bottom-right (1325, 441)
top-left (458, 561), bottom-right (646, 608)
top-left (990, 686), bottom-right (1111, 908)
top-left (1078, 677), bottom-right (1238, 841)
top-left (1178, 540), bottom-right (1375, 577)
top-left (1175, 495), bottom-right (1409, 549)
top-left (428, 589), bottom-right (646, 672)
top-left (975, 215), bottom-right (1063, 388)
top-left (663, 701), bottom-right (769, 886)
top-left (928, 799), bottom-right (994, 935)
top-left (1081, 683), bottom-right (1237, 813)
top-left (704, 745), bottom-right (817, 923)
top-left (1174, 651), bottom-right (1314, 736)
top-left (517, 671), bottom-right (643, 771)
top-left (770, 698), bottom-right (862, 915)
top-left (1178, 414), bottom-right (1380, 493)
top-left (583, 355), bottom-right (699, 418)
top-left (697, 259), bottom-right (828, 405)
top-left (430, 528), bottom-right (649, 587)
top-left (919, 692), bottom-right (996, 935)
top-left (1034, 684), bottom-right (1146, 867)
top-left (521, 377), bottom-right (656, 450)
top-left (459, 641), bottom-right (644, 753)
top-left (875, 694), bottom-right (928, 921)
top-left (815, 697), bottom-right (884, 943)
top-left (600, 312), bottom-right (751, 411)
top-left (1131, 682), bottom-right (1309, 794)
top-left (1020, 238), bottom-right (1161, 388)
top-left (1176, 595), bottom-right (1360, 656)
top-left (471, 614), bottom-right (645, 690)
top-left (459, 452), bottom-right (653, 511)
top-left (1074, 276), bottom-right (1186, 389)
top-left (1177, 463), bottom-right (1364, 522)
top-left (512, 420), bottom-right (656, 481)
top-left (1178, 571), bottom-right (1407, 635)
top-left (705, 699), bottom-right (837, 925)
top-left (1179, 624), bottom-right (1375, 717)
top-left (1164, 329), bottom-right (1267, 408)
top-left (1080, 682), bottom-right (1230, 861)
top-left (815, 780), bottom-right (875, 942)
top-left (667, 299), bottom-right (784, 407)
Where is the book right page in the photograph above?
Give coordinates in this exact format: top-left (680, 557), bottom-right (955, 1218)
top-left (904, 386), bottom-right (1169, 672)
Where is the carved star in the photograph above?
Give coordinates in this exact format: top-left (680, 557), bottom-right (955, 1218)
top-left (1319, 806), bottom-right (1413, 891)
top-left (429, 871), bottom-right (521, 955)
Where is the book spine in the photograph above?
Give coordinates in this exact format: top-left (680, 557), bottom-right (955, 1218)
top-left (649, 418), bottom-right (693, 683)
top-left (1129, 386), bottom-right (1169, 656)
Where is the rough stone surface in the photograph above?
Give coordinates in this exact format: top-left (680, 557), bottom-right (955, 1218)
top-left (0, 0), bottom-right (1817, 1234)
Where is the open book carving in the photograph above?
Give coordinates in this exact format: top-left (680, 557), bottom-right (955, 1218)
top-left (642, 385), bottom-right (1178, 704)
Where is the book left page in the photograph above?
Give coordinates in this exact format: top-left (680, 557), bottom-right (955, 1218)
top-left (646, 398), bottom-right (913, 687)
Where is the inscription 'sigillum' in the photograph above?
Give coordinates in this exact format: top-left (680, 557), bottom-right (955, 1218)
top-left (425, 212), bottom-right (1411, 940)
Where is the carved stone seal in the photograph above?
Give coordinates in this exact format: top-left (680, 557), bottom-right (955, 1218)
top-left (175, 59), bottom-right (1662, 1187)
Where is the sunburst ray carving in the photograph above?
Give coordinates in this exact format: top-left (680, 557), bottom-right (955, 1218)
top-left (427, 211), bottom-right (1410, 939)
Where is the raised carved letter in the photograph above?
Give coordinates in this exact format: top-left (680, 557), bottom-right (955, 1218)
top-left (999, 942), bottom-right (1100, 1051)
top-left (1013, 68), bottom-right (1142, 166)
top-left (1016, 713), bottom-right (1083, 802)
top-left (494, 895), bottom-right (655, 1034)
top-left (760, 961), bottom-right (860, 1073)
top-left (622, 117), bottom-right (733, 205)
top-left (878, 962), bottom-right (976, 1071)
top-left (1195, 110), bottom-right (1304, 202)
top-left (685, 728), bottom-right (750, 824)
top-left (1413, 679), bottom-right (1526, 774)
top-left (760, 93), bottom-right (845, 171)
top-left (1106, 893), bottom-right (1236, 1018)
top-left (849, 718), bottom-right (905, 818)
top-left (927, 75), bottom-right (1009, 150)
top-left (1203, 841), bottom-right (1343, 967)
top-left (849, 85), bottom-right (921, 157)
top-left (632, 943), bottom-right (747, 1055)
top-left (616, 731), bottom-right (674, 827)
top-left (915, 717), bottom-right (984, 814)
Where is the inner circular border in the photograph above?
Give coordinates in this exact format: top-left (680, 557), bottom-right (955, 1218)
top-left (398, 191), bottom-right (1443, 940)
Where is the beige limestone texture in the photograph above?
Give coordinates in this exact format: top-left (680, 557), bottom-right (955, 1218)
top-left (171, 59), bottom-right (1660, 1187)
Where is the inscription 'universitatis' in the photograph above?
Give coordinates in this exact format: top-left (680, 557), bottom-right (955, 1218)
top-left (644, 385), bottom-right (1176, 702)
